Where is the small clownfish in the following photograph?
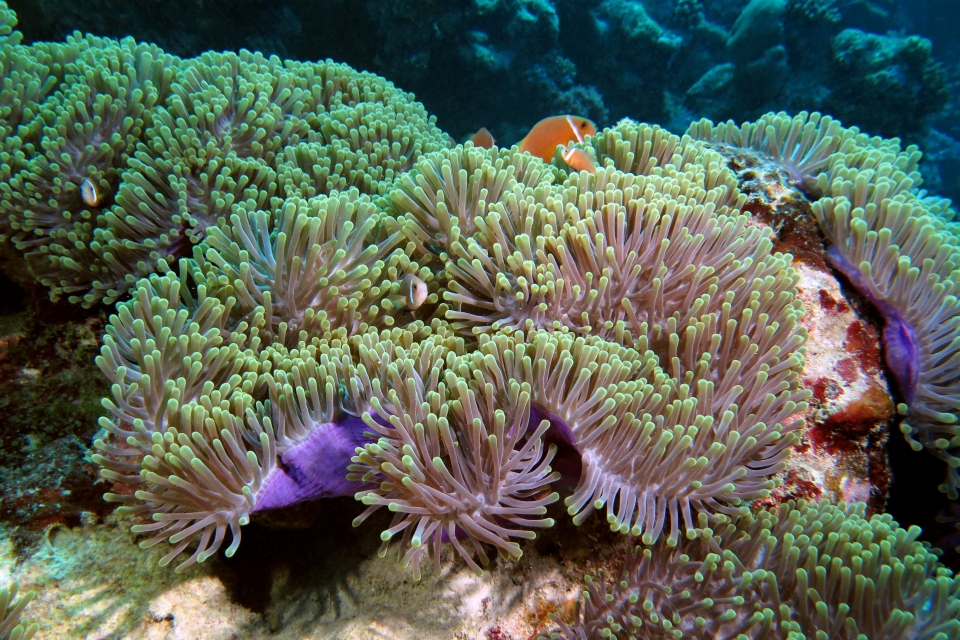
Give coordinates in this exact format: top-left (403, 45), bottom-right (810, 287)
top-left (561, 146), bottom-right (597, 174)
top-left (519, 115), bottom-right (597, 161)
top-left (470, 127), bottom-right (495, 149)
top-left (395, 273), bottom-right (429, 310)
top-left (80, 178), bottom-right (99, 206)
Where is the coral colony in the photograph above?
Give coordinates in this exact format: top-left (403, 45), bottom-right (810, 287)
top-left (1, 0), bottom-right (960, 637)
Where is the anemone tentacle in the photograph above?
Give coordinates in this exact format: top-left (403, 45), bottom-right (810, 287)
top-left (348, 332), bottom-right (560, 579)
top-left (0, 580), bottom-right (38, 640)
top-left (544, 500), bottom-right (960, 640)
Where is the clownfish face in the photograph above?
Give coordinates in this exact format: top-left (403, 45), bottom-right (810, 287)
top-left (80, 178), bottom-right (100, 206)
top-left (566, 117), bottom-right (597, 140)
top-left (403, 273), bottom-right (429, 309)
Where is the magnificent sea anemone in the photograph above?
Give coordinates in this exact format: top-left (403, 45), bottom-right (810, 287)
top-left (543, 500), bottom-right (960, 639)
top-left (0, 1), bottom-right (959, 633)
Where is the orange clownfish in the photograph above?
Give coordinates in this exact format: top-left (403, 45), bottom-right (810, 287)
top-left (470, 127), bottom-right (495, 149)
top-left (519, 115), bottom-right (597, 161)
top-left (561, 146), bottom-right (597, 174)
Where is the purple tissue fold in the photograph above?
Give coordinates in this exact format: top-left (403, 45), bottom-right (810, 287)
top-left (826, 245), bottom-right (920, 402)
top-left (530, 404), bottom-right (583, 495)
top-left (253, 415), bottom-right (373, 512)
top-left (250, 403), bottom-right (585, 515)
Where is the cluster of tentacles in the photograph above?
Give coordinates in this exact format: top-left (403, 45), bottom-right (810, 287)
top-left (2, 1), bottom-right (960, 635)
top-left (86, 110), bottom-right (960, 637)
top-left (0, 12), bottom-right (946, 633)
top-left (543, 500), bottom-right (960, 640)
top-left (0, 580), bottom-right (37, 640)
top-left (91, 131), bottom-right (811, 577)
top-left (0, 29), bottom-right (448, 307)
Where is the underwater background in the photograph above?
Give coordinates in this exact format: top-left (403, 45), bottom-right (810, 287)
top-left (0, 0), bottom-right (960, 638)
top-left (7, 0), bottom-right (959, 204)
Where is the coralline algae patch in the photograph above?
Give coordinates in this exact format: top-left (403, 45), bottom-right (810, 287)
top-left (793, 264), bottom-right (895, 511)
top-left (736, 170), bottom-right (896, 509)
top-left (796, 266), bottom-right (893, 436)
top-left (741, 182), bottom-right (894, 514)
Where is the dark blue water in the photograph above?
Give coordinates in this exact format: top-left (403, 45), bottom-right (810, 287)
top-left (8, 0), bottom-right (958, 204)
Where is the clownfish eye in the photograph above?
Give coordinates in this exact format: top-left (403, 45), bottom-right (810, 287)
top-left (579, 121), bottom-right (588, 129)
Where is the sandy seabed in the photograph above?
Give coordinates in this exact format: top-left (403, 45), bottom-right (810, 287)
top-left (0, 501), bottom-right (606, 640)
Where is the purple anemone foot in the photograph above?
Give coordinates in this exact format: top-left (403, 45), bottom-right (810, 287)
top-left (254, 415), bottom-right (373, 512)
top-left (530, 405), bottom-right (583, 495)
top-left (826, 244), bottom-right (920, 403)
top-left (881, 315), bottom-right (920, 403)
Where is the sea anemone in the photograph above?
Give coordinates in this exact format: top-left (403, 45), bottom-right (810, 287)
top-left (190, 189), bottom-right (413, 344)
top-left (545, 500), bottom-right (960, 640)
top-left (392, 143), bottom-right (555, 259)
top-left (0, 43), bottom-right (58, 177)
top-left (471, 316), bottom-right (806, 546)
top-left (811, 135), bottom-right (960, 495)
top-left (52, 22), bottom-right (944, 606)
top-left (95, 321), bottom-right (355, 571)
top-left (0, 1), bottom-right (20, 47)
top-left (0, 39), bottom-right (451, 306)
top-left (115, 397), bottom-right (271, 570)
top-left (0, 37), bottom-right (179, 305)
top-left (0, 0), bottom-right (951, 624)
top-left (120, 336), bottom-right (382, 570)
top-left (589, 119), bottom-right (712, 179)
top-left (348, 329), bottom-right (561, 579)
top-left (688, 110), bottom-right (847, 189)
top-left (92, 116), bottom-right (812, 571)
top-left (395, 140), bottom-right (755, 339)
top-left (90, 270), bottom-right (262, 502)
